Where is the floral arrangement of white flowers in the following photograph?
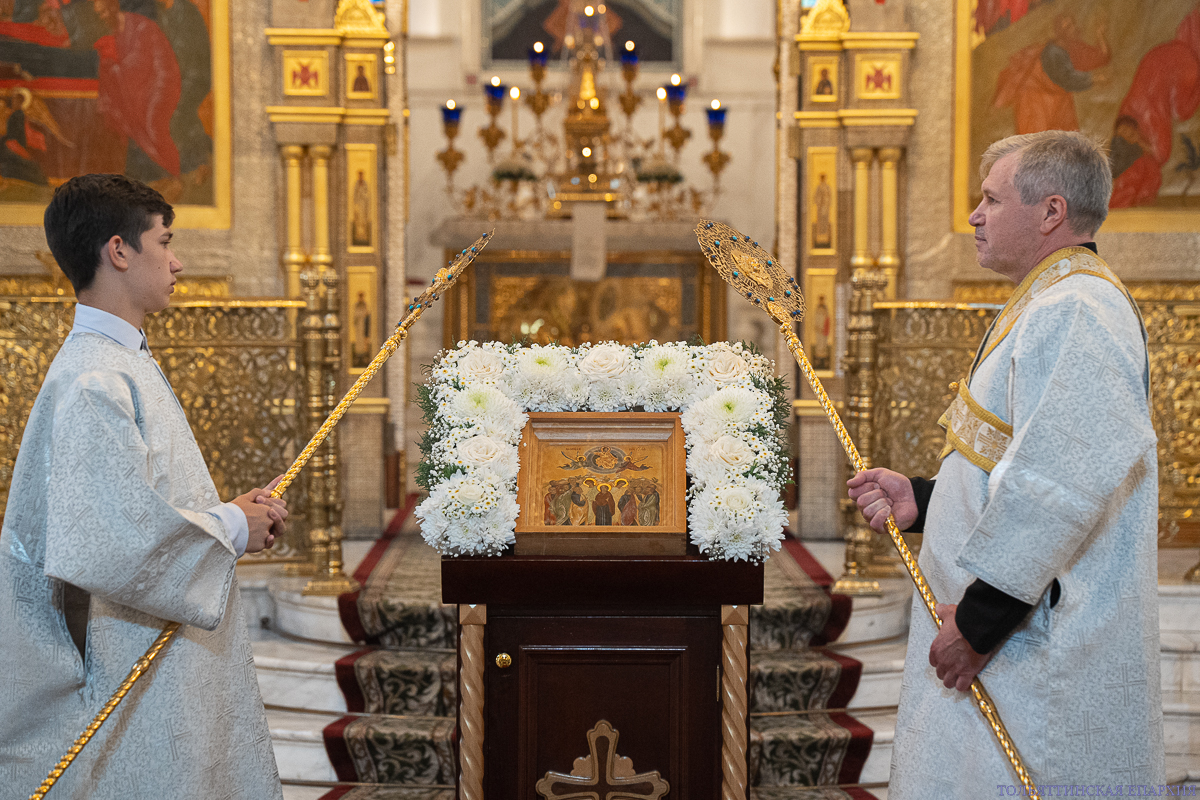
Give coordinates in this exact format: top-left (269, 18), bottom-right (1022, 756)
top-left (415, 340), bottom-right (792, 562)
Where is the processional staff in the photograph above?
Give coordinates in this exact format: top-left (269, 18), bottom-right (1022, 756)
top-left (28, 231), bottom-right (495, 800)
top-left (693, 220), bottom-right (1041, 800)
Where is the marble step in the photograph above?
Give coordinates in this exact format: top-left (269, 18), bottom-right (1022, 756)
top-left (1163, 690), bottom-right (1200, 758)
top-left (269, 705), bottom-right (896, 788)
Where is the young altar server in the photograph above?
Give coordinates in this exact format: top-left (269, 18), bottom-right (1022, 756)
top-left (848, 131), bottom-right (1164, 795)
top-left (0, 174), bottom-right (286, 798)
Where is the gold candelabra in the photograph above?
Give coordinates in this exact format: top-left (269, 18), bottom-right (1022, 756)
top-left (693, 220), bottom-right (1041, 800)
top-left (27, 232), bottom-right (495, 800)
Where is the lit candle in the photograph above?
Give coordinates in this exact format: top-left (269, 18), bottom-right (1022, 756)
top-left (529, 40), bottom-right (548, 67)
top-left (656, 86), bottom-right (667, 153)
top-left (706, 99), bottom-right (726, 126)
top-left (509, 86), bottom-right (520, 145)
top-left (621, 40), bottom-right (638, 66)
top-left (442, 98), bottom-right (462, 125)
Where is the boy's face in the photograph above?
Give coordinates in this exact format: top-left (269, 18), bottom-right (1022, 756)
top-left (126, 215), bottom-right (182, 314)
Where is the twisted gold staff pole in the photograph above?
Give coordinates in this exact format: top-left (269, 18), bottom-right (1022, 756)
top-left (29, 231), bottom-right (494, 800)
top-left (694, 221), bottom-right (1039, 800)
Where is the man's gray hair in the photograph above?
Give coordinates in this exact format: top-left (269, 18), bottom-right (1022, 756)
top-left (980, 131), bottom-right (1112, 236)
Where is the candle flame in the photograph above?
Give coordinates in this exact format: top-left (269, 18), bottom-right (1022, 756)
top-left (711, 99), bottom-right (721, 110)
top-left (490, 76), bottom-right (501, 87)
top-left (533, 41), bottom-right (544, 53)
top-left (670, 74), bottom-right (681, 86)
top-left (510, 86), bottom-right (520, 99)
top-left (625, 40), bottom-right (635, 51)
top-left (656, 87), bottom-right (667, 100)
top-left (584, 5), bottom-right (594, 16)
top-left (446, 99), bottom-right (456, 109)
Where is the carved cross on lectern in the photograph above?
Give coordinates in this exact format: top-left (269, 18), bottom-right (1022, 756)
top-left (535, 720), bottom-right (669, 800)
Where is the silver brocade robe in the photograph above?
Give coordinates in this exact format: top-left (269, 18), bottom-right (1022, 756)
top-left (0, 332), bottom-right (281, 799)
top-left (889, 259), bottom-right (1165, 796)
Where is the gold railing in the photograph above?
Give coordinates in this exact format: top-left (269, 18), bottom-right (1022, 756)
top-left (838, 281), bottom-right (1200, 582)
top-left (0, 296), bottom-right (311, 564)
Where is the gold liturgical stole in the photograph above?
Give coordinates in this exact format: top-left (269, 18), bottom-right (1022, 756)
top-left (938, 247), bottom-right (1139, 474)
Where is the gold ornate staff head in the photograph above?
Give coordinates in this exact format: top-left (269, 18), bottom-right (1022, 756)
top-left (694, 220), bottom-right (803, 326)
top-left (406, 229), bottom-right (494, 317)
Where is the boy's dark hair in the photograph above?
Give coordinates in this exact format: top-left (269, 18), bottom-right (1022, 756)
top-left (43, 174), bottom-right (174, 293)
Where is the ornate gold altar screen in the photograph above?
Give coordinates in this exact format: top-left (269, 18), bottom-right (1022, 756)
top-left (0, 287), bottom-right (357, 580)
top-left (835, 285), bottom-right (1200, 583)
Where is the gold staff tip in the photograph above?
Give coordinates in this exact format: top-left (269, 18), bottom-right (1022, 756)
top-left (406, 229), bottom-right (495, 318)
top-left (694, 220), bottom-right (805, 325)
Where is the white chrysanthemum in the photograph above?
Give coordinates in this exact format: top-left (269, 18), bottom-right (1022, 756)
top-left (682, 386), bottom-right (764, 442)
top-left (448, 384), bottom-right (523, 428)
top-left (637, 344), bottom-right (697, 412)
top-left (588, 379), bottom-right (627, 412)
top-left (562, 371), bottom-right (591, 410)
top-left (687, 477), bottom-right (787, 562)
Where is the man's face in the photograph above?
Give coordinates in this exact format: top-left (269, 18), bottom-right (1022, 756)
top-left (968, 153), bottom-right (1047, 282)
top-left (94, 0), bottom-right (118, 28)
top-left (126, 215), bottom-right (183, 314)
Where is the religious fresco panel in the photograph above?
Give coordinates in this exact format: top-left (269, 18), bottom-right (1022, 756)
top-left (0, 0), bottom-right (230, 226)
top-left (957, 0), bottom-right (1200, 230)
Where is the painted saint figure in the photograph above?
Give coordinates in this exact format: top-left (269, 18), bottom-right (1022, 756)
top-left (812, 173), bottom-right (832, 249)
top-left (592, 484), bottom-right (616, 526)
top-left (992, 14), bottom-right (1109, 135)
top-left (352, 64), bottom-right (371, 94)
top-left (351, 169), bottom-right (372, 247)
top-left (617, 485), bottom-right (639, 526)
top-left (637, 481), bottom-right (660, 527)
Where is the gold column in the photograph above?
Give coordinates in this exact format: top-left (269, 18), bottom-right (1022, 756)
top-left (459, 603), bottom-right (487, 800)
top-left (832, 266), bottom-right (889, 595)
top-left (305, 270), bottom-right (360, 595)
top-left (849, 148), bottom-right (875, 269)
top-left (310, 145), bottom-right (334, 274)
top-left (877, 147), bottom-right (902, 300)
top-left (720, 604), bottom-right (749, 800)
top-left (281, 145), bottom-right (307, 298)
top-left (287, 272), bottom-right (325, 577)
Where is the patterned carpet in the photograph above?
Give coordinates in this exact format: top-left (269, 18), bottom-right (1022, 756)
top-left (319, 506), bottom-right (877, 798)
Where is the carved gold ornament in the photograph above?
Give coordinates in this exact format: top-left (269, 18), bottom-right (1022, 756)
top-left (535, 720), bottom-right (669, 800)
top-left (694, 221), bottom-right (804, 325)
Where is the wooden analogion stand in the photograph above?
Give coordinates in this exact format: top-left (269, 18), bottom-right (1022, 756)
top-left (442, 554), bottom-right (763, 799)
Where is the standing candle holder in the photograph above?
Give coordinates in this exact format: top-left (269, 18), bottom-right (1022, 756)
top-left (526, 43), bottom-right (552, 120)
top-left (703, 101), bottom-right (731, 187)
top-left (480, 78), bottom-right (507, 161)
top-left (438, 101), bottom-right (465, 188)
top-left (664, 75), bottom-right (691, 157)
top-left (618, 42), bottom-right (642, 119)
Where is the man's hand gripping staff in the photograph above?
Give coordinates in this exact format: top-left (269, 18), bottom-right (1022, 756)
top-left (29, 230), bottom-right (494, 800)
top-left (692, 220), bottom-right (1041, 800)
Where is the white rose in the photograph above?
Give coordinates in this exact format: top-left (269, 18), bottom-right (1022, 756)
top-left (710, 435), bottom-right (755, 468)
top-left (707, 351), bottom-right (749, 384)
top-left (718, 484), bottom-right (755, 513)
top-left (454, 481), bottom-right (486, 507)
top-left (457, 435), bottom-right (503, 466)
top-left (578, 344), bottom-right (631, 378)
top-left (458, 350), bottom-right (505, 381)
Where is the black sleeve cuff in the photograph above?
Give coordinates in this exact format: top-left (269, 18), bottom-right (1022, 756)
top-left (906, 477), bottom-right (935, 533)
top-left (956, 579), bottom-right (1034, 655)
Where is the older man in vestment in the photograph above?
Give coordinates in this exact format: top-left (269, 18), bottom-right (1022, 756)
top-left (849, 131), bottom-right (1163, 795)
top-left (0, 175), bottom-right (286, 798)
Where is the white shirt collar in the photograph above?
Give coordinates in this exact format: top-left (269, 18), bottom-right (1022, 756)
top-left (71, 304), bottom-right (146, 352)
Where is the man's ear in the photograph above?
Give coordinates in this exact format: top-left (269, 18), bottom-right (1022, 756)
top-left (102, 235), bottom-right (131, 273)
top-left (1040, 194), bottom-right (1069, 234)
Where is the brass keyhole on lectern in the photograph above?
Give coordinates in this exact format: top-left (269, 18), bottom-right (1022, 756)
top-left (495, 652), bottom-right (512, 668)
